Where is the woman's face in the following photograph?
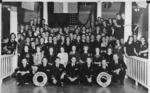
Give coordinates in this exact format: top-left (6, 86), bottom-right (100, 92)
top-left (113, 19), bottom-right (116, 23)
top-left (84, 46), bottom-right (88, 51)
top-left (129, 37), bottom-right (133, 42)
top-left (30, 20), bottom-right (33, 25)
top-left (116, 40), bottom-right (120, 45)
top-left (72, 46), bottom-right (76, 51)
top-left (77, 36), bottom-right (80, 41)
top-left (108, 48), bottom-right (112, 54)
top-left (86, 36), bottom-right (90, 41)
top-left (60, 47), bottom-right (65, 52)
top-left (11, 34), bottom-right (15, 40)
top-left (40, 38), bottom-right (44, 44)
top-left (95, 48), bottom-right (100, 53)
top-left (140, 38), bottom-right (145, 43)
top-left (73, 34), bottom-right (77, 39)
top-left (117, 14), bottom-right (121, 20)
top-left (21, 25), bottom-right (24, 30)
top-left (24, 46), bottom-right (29, 52)
top-left (91, 35), bottom-right (94, 40)
top-left (26, 38), bottom-right (30, 42)
top-left (40, 28), bottom-right (43, 32)
top-left (36, 47), bottom-right (41, 52)
top-left (66, 37), bottom-right (70, 42)
top-left (49, 37), bottom-right (52, 41)
top-left (53, 37), bottom-right (57, 42)
top-left (31, 42), bottom-right (35, 47)
top-left (102, 37), bottom-right (106, 42)
top-left (49, 48), bottom-right (54, 53)
top-left (61, 36), bottom-right (65, 41)
top-left (109, 19), bottom-right (112, 23)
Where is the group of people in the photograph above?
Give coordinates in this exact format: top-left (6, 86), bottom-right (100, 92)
top-left (1, 12), bottom-right (148, 87)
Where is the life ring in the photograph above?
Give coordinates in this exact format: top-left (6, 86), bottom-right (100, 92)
top-left (33, 72), bottom-right (48, 87)
top-left (96, 72), bottom-right (112, 87)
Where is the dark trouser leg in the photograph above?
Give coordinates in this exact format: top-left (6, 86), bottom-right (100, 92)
top-left (119, 70), bottom-right (126, 84)
top-left (83, 76), bottom-right (92, 85)
top-left (23, 74), bottom-right (31, 83)
top-left (17, 74), bottom-right (22, 83)
top-left (112, 73), bottom-right (118, 83)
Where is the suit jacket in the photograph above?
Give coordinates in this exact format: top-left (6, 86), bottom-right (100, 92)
top-left (110, 59), bottom-right (127, 72)
top-left (66, 63), bottom-right (80, 78)
top-left (82, 63), bottom-right (95, 78)
top-left (51, 64), bottom-right (65, 79)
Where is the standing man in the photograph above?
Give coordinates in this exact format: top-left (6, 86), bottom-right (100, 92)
top-left (111, 54), bottom-right (127, 85)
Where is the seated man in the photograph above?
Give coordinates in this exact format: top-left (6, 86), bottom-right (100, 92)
top-left (97, 58), bottom-right (111, 74)
top-left (38, 57), bottom-right (51, 84)
top-left (50, 57), bottom-right (65, 86)
top-left (110, 53), bottom-right (127, 85)
top-left (16, 58), bottom-right (31, 86)
top-left (65, 56), bottom-right (80, 84)
top-left (82, 57), bottom-right (95, 86)
top-left (95, 58), bottom-right (112, 84)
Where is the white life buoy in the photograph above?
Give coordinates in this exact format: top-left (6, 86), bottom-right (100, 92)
top-left (33, 72), bottom-right (48, 87)
top-left (96, 72), bottom-right (112, 87)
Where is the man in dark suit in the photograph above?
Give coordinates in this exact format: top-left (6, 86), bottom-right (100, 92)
top-left (110, 54), bottom-right (127, 85)
top-left (16, 58), bottom-right (31, 86)
top-left (38, 57), bottom-right (51, 84)
top-left (50, 57), bottom-right (65, 86)
top-left (81, 57), bottom-right (95, 86)
top-left (65, 56), bottom-right (80, 84)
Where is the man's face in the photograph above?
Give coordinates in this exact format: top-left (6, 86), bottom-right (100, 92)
top-left (86, 58), bottom-right (92, 64)
top-left (113, 55), bottom-right (118, 61)
top-left (55, 58), bottom-right (60, 64)
top-left (71, 57), bottom-right (76, 64)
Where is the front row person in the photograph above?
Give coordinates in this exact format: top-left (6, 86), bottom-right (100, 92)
top-left (15, 54), bottom-right (127, 86)
top-left (16, 58), bottom-right (31, 86)
top-left (65, 56), bottom-right (80, 84)
top-left (38, 57), bottom-right (51, 84)
top-left (50, 57), bottom-right (65, 86)
top-left (111, 54), bottom-right (127, 85)
top-left (82, 57), bottom-right (95, 86)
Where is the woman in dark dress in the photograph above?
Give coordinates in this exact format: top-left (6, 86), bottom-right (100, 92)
top-left (100, 36), bottom-right (108, 55)
top-left (46, 36), bottom-right (53, 49)
top-left (116, 13), bottom-right (124, 39)
top-left (114, 39), bottom-right (124, 60)
top-left (20, 45), bottom-right (32, 66)
top-left (7, 33), bottom-right (17, 54)
top-left (45, 47), bottom-right (56, 65)
top-left (65, 37), bottom-right (72, 54)
top-left (76, 35), bottom-right (81, 52)
top-left (104, 47), bottom-right (113, 64)
top-left (69, 45), bottom-right (80, 63)
top-left (124, 36), bottom-right (138, 56)
top-left (139, 37), bottom-right (148, 59)
top-left (93, 47), bottom-right (102, 66)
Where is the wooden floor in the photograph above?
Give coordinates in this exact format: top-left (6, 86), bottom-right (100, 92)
top-left (1, 77), bottom-right (148, 93)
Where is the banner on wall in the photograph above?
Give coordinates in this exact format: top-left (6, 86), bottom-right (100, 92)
top-left (54, 2), bottom-right (78, 13)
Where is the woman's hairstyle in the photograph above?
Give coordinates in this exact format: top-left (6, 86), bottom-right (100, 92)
top-left (9, 33), bottom-right (16, 40)
top-left (127, 36), bottom-right (133, 43)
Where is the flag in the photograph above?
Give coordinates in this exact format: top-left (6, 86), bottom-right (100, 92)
top-left (22, 2), bottom-right (35, 11)
top-left (54, 2), bottom-right (78, 13)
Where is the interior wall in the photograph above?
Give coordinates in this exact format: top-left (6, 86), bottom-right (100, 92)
top-left (18, 3), bottom-right (41, 24)
top-left (2, 7), bottom-right (10, 40)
